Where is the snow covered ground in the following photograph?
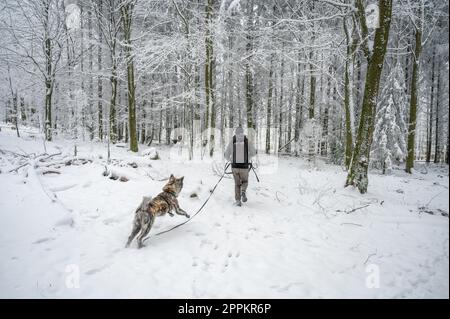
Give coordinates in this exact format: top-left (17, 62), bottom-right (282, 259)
top-left (0, 126), bottom-right (448, 298)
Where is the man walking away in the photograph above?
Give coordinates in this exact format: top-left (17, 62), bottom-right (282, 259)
top-left (224, 126), bottom-right (256, 206)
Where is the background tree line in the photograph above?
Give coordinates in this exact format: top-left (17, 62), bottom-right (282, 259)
top-left (0, 0), bottom-right (448, 193)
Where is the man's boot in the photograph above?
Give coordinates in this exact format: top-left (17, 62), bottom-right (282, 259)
top-left (241, 191), bottom-right (247, 203)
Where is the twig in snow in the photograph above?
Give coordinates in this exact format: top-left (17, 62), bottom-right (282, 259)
top-left (363, 250), bottom-right (377, 265)
top-left (275, 191), bottom-right (286, 203)
top-left (425, 190), bottom-right (447, 207)
top-left (336, 204), bottom-right (370, 214)
top-left (340, 222), bottom-right (363, 227)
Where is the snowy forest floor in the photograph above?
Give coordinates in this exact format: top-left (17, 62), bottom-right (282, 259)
top-left (0, 125), bottom-right (448, 298)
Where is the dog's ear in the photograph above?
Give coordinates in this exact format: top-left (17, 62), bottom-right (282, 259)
top-left (180, 176), bottom-right (184, 182)
top-left (169, 174), bottom-right (175, 182)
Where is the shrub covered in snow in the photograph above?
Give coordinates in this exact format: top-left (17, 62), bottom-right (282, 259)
top-left (141, 147), bottom-right (159, 160)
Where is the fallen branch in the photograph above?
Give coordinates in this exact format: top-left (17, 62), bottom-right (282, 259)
top-left (64, 158), bottom-right (93, 166)
top-left (9, 162), bottom-right (29, 173)
top-left (41, 170), bottom-right (61, 175)
top-left (38, 152), bottom-right (62, 162)
top-left (0, 148), bottom-right (28, 158)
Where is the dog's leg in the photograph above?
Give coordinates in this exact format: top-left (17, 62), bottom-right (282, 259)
top-left (175, 207), bottom-right (190, 219)
top-left (136, 214), bottom-right (155, 249)
top-left (125, 213), bottom-right (142, 248)
top-left (172, 198), bottom-right (190, 218)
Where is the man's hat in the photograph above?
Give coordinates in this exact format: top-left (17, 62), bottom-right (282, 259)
top-left (235, 126), bottom-right (244, 135)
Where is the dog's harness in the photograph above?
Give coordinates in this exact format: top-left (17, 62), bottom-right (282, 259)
top-left (146, 191), bottom-right (176, 214)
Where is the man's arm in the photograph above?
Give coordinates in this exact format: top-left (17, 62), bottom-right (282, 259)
top-left (248, 139), bottom-right (256, 159)
top-left (224, 141), bottom-right (233, 161)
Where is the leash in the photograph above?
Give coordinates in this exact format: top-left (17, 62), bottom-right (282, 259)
top-left (250, 164), bottom-right (260, 183)
top-left (143, 162), bottom-right (231, 242)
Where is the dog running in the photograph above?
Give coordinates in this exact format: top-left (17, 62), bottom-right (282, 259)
top-left (126, 174), bottom-right (190, 248)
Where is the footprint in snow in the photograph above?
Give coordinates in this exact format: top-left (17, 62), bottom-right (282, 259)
top-left (85, 267), bottom-right (106, 275)
top-left (202, 261), bottom-right (212, 271)
top-left (54, 217), bottom-right (74, 227)
top-left (82, 181), bottom-right (92, 188)
top-left (227, 251), bottom-right (240, 258)
top-left (200, 239), bottom-right (213, 247)
top-left (222, 260), bottom-right (229, 272)
top-left (33, 237), bottom-right (54, 244)
top-left (278, 282), bottom-right (304, 293)
top-left (103, 218), bottom-right (118, 225)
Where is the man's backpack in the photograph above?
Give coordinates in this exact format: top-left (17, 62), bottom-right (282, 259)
top-left (232, 135), bottom-right (249, 169)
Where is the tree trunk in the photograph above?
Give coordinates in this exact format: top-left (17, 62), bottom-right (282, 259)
top-left (343, 17), bottom-right (354, 169)
top-left (308, 2), bottom-right (316, 120)
top-left (426, 49), bottom-right (435, 163)
top-left (346, 0), bottom-right (393, 193)
top-left (287, 82), bottom-right (293, 154)
top-left (434, 61), bottom-right (441, 163)
top-left (121, 2), bottom-right (138, 152)
top-left (278, 56), bottom-right (284, 150)
top-left (405, 24), bottom-right (422, 173)
top-left (110, 62), bottom-right (118, 143)
top-left (293, 59), bottom-right (303, 156)
top-left (98, 0), bottom-right (103, 140)
top-left (266, 54), bottom-right (274, 154)
top-left (245, 0), bottom-right (255, 145)
top-left (88, 7), bottom-right (94, 140)
top-left (80, 2), bottom-right (85, 141)
top-left (43, 0), bottom-right (52, 141)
